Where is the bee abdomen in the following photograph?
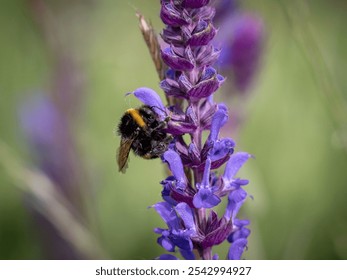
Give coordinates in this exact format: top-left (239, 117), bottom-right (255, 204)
top-left (118, 113), bottom-right (139, 138)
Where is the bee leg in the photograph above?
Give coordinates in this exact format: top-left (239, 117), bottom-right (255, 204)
top-left (142, 153), bottom-right (153, 159)
top-left (145, 120), bottom-right (169, 137)
top-left (152, 118), bottom-right (170, 131)
top-left (164, 135), bottom-right (174, 143)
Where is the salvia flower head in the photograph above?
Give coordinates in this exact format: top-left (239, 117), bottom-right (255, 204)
top-left (127, 0), bottom-right (253, 260)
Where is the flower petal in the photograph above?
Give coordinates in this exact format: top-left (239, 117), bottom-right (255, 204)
top-left (193, 188), bottom-right (221, 208)
top-left (202, 157), bottom-right (212, 187)
top-left (160, 79), bottom-right (186, 98)
top-left (157, 254), bottom-right (179, 260)
top-left (228, 226), bottom-right (251, 243)
top-left (209, 103), bottom-right (228, 142)
top-left (183, 0), bottom-right (210, 9)
top-left (161, 47), bottom-right (195, 71)
top-left (170, 231), bottom-right (194, 251)
top-left (188, 21), bottom-right (217, 46)
top-left (175, 202), bottom-right (196, 232)
top-left (162, 150), bottom-right (187, 190)
top-left (202, 220), bottom-right (233, 248)
top-left (153, 202), bottom-right (180, 230)
top-left (228, 238), bottom-right (248, 260)
top-left (188, 143), bottom-right (200, 165)
top-left (223, 152), bottom-right (252, 180)
top-left (130, 88), bottom-right (166, 119)
top-left (158, 236), bottom-right (175, 252)
top-left (188, 69), bottom-right (224, 100)
top-left (196, 45), bottom-right (221, 67)
top-left (224, 188), bottom-right (247, 220)
top-left (209, 138), bottom-right (235, 162)
top-left (179, 249), bottom-right (195, 260)
top-left (161, 177), bottom-right (178, 206)
top-left (160, 2), bottom-right (189, 26)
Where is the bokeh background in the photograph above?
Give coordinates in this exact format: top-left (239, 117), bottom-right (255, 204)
top-left (0, 0), bottom-right (346, 260)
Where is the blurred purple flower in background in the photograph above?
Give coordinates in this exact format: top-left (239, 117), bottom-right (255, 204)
top-left (20, 95), bottom-right (82, 202)
top-left (212, 0), bottom-right (265, 138)
top-left (19, 95), bottom-right (85, 259)
top-left (216, 13), bottom-right (264, 92)
top-left (214, 0), bottom-right (264, 93)
top-left (16, 0), bottom-right (95, 259)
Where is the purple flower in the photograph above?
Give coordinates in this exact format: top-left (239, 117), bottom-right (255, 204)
top-left (162, 46), bottom-right (195, 71)
top-left (153, 202), bottom-right (197, 252)
top-left (193, 158), bottom-right (221, 208)
top-left (19, 95), bottom-right (72, 196)
top-left (216, 13), bottom-right (264, 92)
top-left (126, 0), bottom-right (255, 260)
top-left (162, 150), bottom-right (187, 190)
top-left (19, 94), bottom-right (85, 259)
top-left (228, 238), bottom-right (248, 260)
top-left (213, 0), bottom-right (238, 25)
top-left (129, 87), bottom-right (167, 120)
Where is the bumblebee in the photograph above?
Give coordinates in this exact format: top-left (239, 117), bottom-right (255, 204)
top-left (117, 105), bottom-right (173, 173)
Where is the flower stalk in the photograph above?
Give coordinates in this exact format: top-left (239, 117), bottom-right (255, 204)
top-left (131, 0), bottom-right (253, 260)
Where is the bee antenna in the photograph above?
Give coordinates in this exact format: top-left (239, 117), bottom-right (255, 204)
top-left (124, 92), bottom-right (133, 108)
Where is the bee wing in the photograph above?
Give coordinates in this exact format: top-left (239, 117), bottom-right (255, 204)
top-left (117, 137), bottom-right (134, 173)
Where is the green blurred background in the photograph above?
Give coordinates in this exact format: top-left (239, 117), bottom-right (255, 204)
top-left (0, 0), bottom-right (346, 259)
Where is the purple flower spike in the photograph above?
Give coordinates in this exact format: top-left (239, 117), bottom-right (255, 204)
top-left (129, 0), bottom-right (254, 260)
top-left (131, 87), bottom-right (166, 119)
